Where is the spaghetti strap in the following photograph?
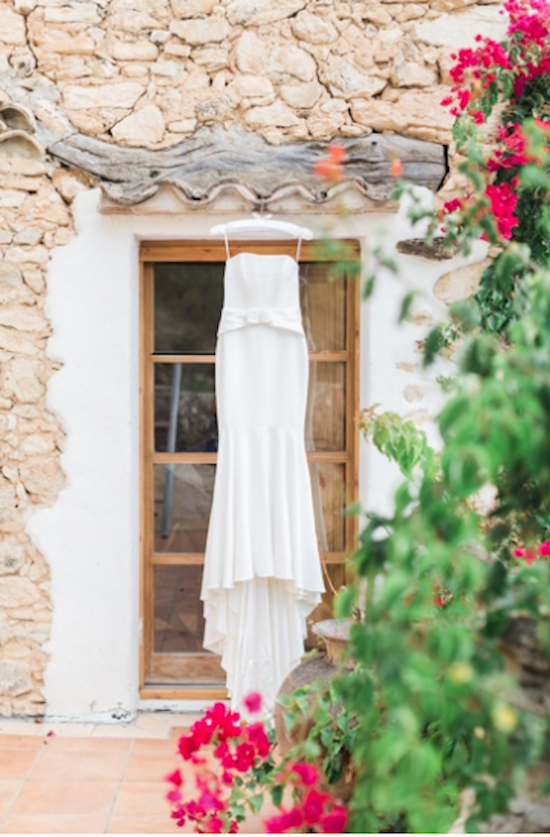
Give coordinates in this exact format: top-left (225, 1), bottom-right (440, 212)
top-left (224, 229), bottom-right (231, 261)
top-left (295, 236), bottom-right (302, 262)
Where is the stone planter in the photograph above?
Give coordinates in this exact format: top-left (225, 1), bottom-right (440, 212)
top-left (274, 618), bottom-right (356, 801)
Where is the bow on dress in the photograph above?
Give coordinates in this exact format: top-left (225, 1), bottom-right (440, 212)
top-left (218, 307), bottom-right (304, 336)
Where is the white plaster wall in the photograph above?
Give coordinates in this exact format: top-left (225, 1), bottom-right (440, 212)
top-left (27, 187), bottom-right (487, 720)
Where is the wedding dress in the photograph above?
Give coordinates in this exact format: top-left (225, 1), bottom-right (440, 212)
top-left (201, 234), bottom-right (325, 714)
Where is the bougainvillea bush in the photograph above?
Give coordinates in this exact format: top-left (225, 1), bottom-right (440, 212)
top-left (333, 0), bottom-right (550, 831)
top-left (165, 695), bottom-right (348, 834)
top-left (439, 0), bottom-right (550, 334)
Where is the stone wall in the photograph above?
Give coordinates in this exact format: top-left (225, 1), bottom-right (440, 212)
top-left (0, 0), bottom-right (505, 716)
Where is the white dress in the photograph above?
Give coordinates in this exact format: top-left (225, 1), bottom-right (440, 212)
top-left (201, 243), bottom-right (325, 714)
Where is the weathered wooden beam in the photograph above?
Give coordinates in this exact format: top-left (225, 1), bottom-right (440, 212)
top-left (48, 124), bottom-right (447, 208)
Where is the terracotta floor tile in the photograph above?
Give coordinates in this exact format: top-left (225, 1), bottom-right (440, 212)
top-left (0, 815), bottom-right (107, 833)
top-left (0, 779), bottom-right (24, 816)
top-left (0, 737), bottom-right (43, 751)
top-left (131, 739), bottom-right (180, 755)
top-left (241, 813), bottom-right (267, 833)
top-left (0, 723), bottom-right (40, 738)
top-left (169, 726), bottom-right (192, 740)
top-left (122, 750), bottom-right (182, 783)
top-left (111, 782), bottom-right (174, 817)
top-left (36, 724), bottom-right (95, 739)
top-left (107, 815), bottom-right (194, 833)
top-left (10, 780), bottom-right (119, 817)
top-left (29, 748), bottom-right (128, 782)
top-left (39, 737), bottom-right (132, 753)
top-left (0, 752), bottom-right (38, 781)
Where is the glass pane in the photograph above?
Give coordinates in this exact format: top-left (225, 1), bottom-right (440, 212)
top-left (154, 565), bottom-right (207, 653)
top-left (154, 464), bottom-right (215, 552)
top-left (154, 364), bottom-right (217, 453)
top-left (154, 262), bottom-right (224, 354)
top-left (306, 363), bottom-right (345, 452)
top-left (309, 462), bottom-right (345, 553)
top-left (300, 263), bottom-right (346, 351)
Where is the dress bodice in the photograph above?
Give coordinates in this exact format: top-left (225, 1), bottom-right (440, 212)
top-left (218, 253), bottom-right (303, 336)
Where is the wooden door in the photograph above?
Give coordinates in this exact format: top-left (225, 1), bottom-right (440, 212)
top-left (139, 240), bottom-right (359, 700)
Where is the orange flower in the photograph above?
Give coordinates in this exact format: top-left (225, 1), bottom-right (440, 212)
top-left (313, 143), bottom-right (346, 183)
top-left (390, 158), bottom-right (403, 177)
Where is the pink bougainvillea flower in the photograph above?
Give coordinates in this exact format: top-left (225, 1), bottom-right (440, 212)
top-left (302, 789), bottom-right (330, 825)
top-left (513, 546), bottom-right (525, 558)
top-left (246, 722), bottom-right (271, 757)
top-left (166, 788), bottom-right (182, 803)
top-left (538, 539), bottom-right (550, 556)
top-left (165, 768), bottom-right (183, 787)
top-left (46, 730), bottom-right (55, 738)
top-left (243, 691), bottom-right (262, 714)
top-left (320, 805), bottom-right (348, 833)
top-left (266, 805), bottom-right (304, 833)
top-left (291, 762), bottom-right (319, 786)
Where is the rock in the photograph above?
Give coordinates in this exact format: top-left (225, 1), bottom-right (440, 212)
top-left (355, 3), bottom-right (392, 25)
top-left (0, 307), bottom-right (47, 333)
top-left (3, 359), bottom-right (44, 403)
top-left (43, 4), bottom-right (101, 23)
top-left (307, 108), bottom-right (346, 139)
top-left (0, 191), bottom-right (26, 208)
top-left (170, 0), bottom-right (217, 16)
top-left (20, 434), bottom-right (56, 454)
top-left (0, 578), bottom-right (41, 609)
top-left (19, 456), bottom-right (65, 499)
top-left (52, 169), bottom-right (93, 204)
top-left (106, 0), bottom-right (170, 34)
top-left (391, 52), bottom-right (438, 87)
top-left (22, 268), bottom-right (45, 294)
top-left (0, 263), bottom-right (23, 287)
top-left (111, 103), bottom-right (166, 145)
top-left (0, 661), bottom-right (31, 697)
top-left (392, 3), bottom-right (427, 21)
top-left (228, 75), bottom-right (276, 107)
top-left (407, 409), bottom-right (432, 426)
top-left (63, 82), bottom-right (145, 110)
top-left (415, 6), bottom-right (507, 49)
top-left (166, 118), bottom-right (197, 133)
top-left (0, 326), bottom-right (40, 356)
top-left (434, 259), bottom-right (492, 304)
top-left (195, 94), bottom-right (234, 123)
top-left (322, 59), bottom-right (386, 99)
top-left (169, 18), bottom-right (230, 45)
top-left (245, 101), bottom-right (301, 128)
top-left (291, 11), bottom-right (338, 44)
top-left (13, 227), bottom-right (42, 247)
top-left (0, 542), bottom-right (26, 575)
top-left (110, 40), bottom-right (159, 61)
top-left (227, 0), bottom-right (306, 25)
top-left (350, 87), bottom-right (454, 143)
top-left (404, 385), bottom-right (424, 402)
top-left (279, 81), bottom-right (323, 109)
top-left (433, 0), bottom-right (478, 9)
top-left (236, 32), bottom-right (316, 81)
top-left (5, 246), bottom-right (49, 267)
top-left (0, 7), bottom-right (27, 46)
top-left (191, 47), bottom-right (228, 71)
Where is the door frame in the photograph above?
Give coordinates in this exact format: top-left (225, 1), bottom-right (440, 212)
top-left (139, 238), bottom-right (360, 701)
